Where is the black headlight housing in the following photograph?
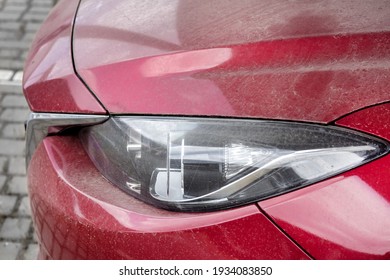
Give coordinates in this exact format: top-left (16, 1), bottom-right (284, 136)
top-left (80, 117), bottom-right (389, 212)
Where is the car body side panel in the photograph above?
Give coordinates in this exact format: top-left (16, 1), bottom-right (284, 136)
top-left (259, 104), bottom-right (390, 259)
top-left (22, 0), bottom-right (106, 114)
top-left (336, 102), bottom-right (390, 142)
top-left (73, 0), bottom-right (390, 122)
top-left (28, 136), bottom-right (309, 259)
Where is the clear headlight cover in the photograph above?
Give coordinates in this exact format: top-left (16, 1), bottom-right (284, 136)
top-left (80, 117), bottom-right (389, 211)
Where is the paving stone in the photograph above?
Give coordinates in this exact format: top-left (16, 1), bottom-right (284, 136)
top-left (0, 83), bottom-right (23, 94)
top-left (0, 30), bottom-right (19, 39)
top-left (0, 40), bottom-right (28, 49)
top-left (0, 49), bottom-right (20, 59)
top-left (8, 0), bottom-right (29, 4)
top-left (0, 69), bottom-right (13, 80)
top-left (0, 242), bottom-right (22, 260)
top-left (23, 13), bottom-right (48, 22)
top-left (0, 175), bottom-right (6, 191)
top-left (0, 21), bottom-right (23, 31)
top-left (0, 12), bottom-right (22, 21)
top-left (0, 195), bottom-right (17, 215)
top-left (22, 32), bottom-right (36, 42)
top-left (25, 22), bottom-right (42, 31)
top-left (0, 58), bottom-right (25, 69)
top-left (2, 123), bottom-right (26, 139)
top-left (0, 156), bottom-right (7, 171)
top-left (2, 95), bottom-right (28, 107)
top-left (0, 217), bottom-right (31, 239)
top-left (18, 196), bottom-right (31, 216)
top-left (9, 157), bottom-right (26, 174)
top-left (0, 108), bottom-right (30, 122)
top-left (21, 50), bottom-right (29, 60)
top-left (33, 230), bottom-right (38, 243)
top-left (8, 176), bottom-right (28, 194)
top-left (30, 6), bottom-right (51, 13)
top-left (32, 0), bottom-right (54, 6)
top-left (0, 139), bottom-right (25, 156)
top-left (12, 71), bottom-right (23, 82)
top-left (22, 243), bottom-right (39, 260)
top-left (3, 5), bottom-right (27, 13)
top-left (18, 196), bottom-right (31, 215)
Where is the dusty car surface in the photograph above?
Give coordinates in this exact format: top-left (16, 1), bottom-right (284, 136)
top-left (23, 0), bottom-right (390, 259)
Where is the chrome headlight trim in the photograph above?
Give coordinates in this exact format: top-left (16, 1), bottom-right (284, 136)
top-left (26, 112), bottom-right (109, 166)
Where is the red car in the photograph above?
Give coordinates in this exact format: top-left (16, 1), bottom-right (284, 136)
top-left (23, 0), bottom-right (390, 259)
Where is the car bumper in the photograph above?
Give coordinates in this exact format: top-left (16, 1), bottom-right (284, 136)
top-left (28, 135), bottom-right (309, 259)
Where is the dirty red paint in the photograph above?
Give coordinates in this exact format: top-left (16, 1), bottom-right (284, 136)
top-left (23, 0), bottom-right (390, 259)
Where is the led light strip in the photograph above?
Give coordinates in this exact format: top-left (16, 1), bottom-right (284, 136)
top-left (26, 112), bottom-right (109, 166)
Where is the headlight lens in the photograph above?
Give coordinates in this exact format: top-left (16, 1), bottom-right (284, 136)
top-left (80, 117), bottom-right (388, 211)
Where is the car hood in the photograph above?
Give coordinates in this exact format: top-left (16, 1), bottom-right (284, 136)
top-left (73, 0), bottom-right (390, 123)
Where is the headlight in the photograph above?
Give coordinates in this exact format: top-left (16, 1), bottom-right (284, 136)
top-left (80, 117), bottom-right (389, 211)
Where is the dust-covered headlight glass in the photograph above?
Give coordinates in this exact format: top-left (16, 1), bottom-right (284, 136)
top-left (80, 117), bottom-right (389, 211)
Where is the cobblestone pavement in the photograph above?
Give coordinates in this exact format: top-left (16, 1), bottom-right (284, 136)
top-left (0, 0), bottom-right (57, 260)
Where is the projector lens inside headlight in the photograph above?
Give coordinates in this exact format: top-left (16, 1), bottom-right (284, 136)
top-left (79, 117), bottom-right (389, 211)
